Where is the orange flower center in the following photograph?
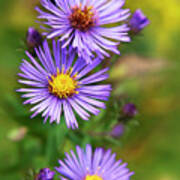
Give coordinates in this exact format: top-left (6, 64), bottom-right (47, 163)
top-left (69, 5), bottom-right (96, 31)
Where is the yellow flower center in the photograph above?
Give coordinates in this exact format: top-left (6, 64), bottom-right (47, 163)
top-left (48, 69), bottom-right (78, 98)
top-left (85, 175), bottom-right (103, 180)
top-left (69, 5), bottom-right (96, 31)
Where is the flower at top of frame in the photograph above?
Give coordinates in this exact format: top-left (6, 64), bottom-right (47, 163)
top-left (36, 0), bottom-right (131, 63)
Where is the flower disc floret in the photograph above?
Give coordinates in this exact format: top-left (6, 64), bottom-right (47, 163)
top-left (69, 5), bottom-right (96, 31)
top-left (85, 175), bottom-right (103, 180)
top-left (48, 69), bottom-right (78, 98)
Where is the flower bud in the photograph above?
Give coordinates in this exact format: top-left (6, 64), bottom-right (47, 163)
top-left (129, 9), bottom-right (150, 34)
top-left (35, 168), bottom-right (55, 180)
top-left (122, 103), bottom-right (138, 118)
top-left (110, 123), bottom-right (124, 138)
top-left (26, 27), bottom-right (42, 49)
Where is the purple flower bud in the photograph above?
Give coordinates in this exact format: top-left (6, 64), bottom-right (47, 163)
top-left (26, 27), bottom-right (42, 49)
top-left (122, 103), bottom-right (138, 118)
top-left (35, 168), bottom-right (55, 180)
top-left (129, 9), bottom-right (150, 34)
top-left (110, 123), bottom-right (124, 138)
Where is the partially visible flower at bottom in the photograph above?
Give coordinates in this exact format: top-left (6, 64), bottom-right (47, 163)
top-left (35, 168), bottom-right (55, 180)
top-left (56, 144), bottom-right (134, 180)
top-left (17, 40), bottom-right (111, 129)
top-left (129, 9), bottom-right (150, 34)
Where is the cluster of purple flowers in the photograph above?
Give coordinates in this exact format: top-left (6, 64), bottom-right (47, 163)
top-left (18, 0), bottom-right (149, 179)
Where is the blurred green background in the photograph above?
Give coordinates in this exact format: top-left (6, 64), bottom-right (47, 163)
top-left (0, 0), bottom-right (180, 179)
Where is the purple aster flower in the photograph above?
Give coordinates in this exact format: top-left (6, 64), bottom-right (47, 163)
top-left (110, 123), bottom-right (124, 138)
top-left (122, 103), bottom-right (137, 118)
top-left (56, 144), bottom-right (134, 180)
top-left (17, 40), bottom-right (111, 129)
top-left (36, 0), bottom-right (131, 63)
top-left (129, 9), bottom-right (150, 34)
top-left (26, 27), bottom-right (42, 49)
top-left (36, 168), bottom-right (55, 180)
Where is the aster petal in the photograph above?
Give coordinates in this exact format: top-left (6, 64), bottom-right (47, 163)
top-left (18, 79), bottom-right (45, 88)
top-left (76, 94), bottom-right (106, 109)
top-left (68, 98), bottom-right (90, 121)
top-left (21, 60), bottom-right (45, 80)
top-left (63, 100), bottom-right (78, 129)
top-left (76, 145), bottom-right (88, 176)
top-left (69, 149), bottom-right (86, 175)
top-left (43, 40), bottom-right (56, 74)
top-left (99, 9), bottom-right (130, 25)
top-left (92, 148), bottom-right (103, 173)
top-left (30, 95), bottom-right (54, 118)
top-left (21, 89), bottom-right (48, 98)
top-left (84, 144), bottom-right (93, 174)
top-left (98, 0), bottom-right (125, 18)
top-left (64, 152), bottom-right (82, 177)
top-left (77, 58), bottom-right (102, 79)
top-left (25, 51), bottom-right (48, 76)
top-left (56, 160), bottom-right (77, 179)
top-left (47, 28), bottom-right (69, 39)
top-left (73, 96), bottom-right (100, 115)
top-left (23, 91), bottom-right (49, 105)
top-left (71, 57), bottom-right (87, 76)
top-left (37, 1), bottom-right (66, 18)
top-left (79, 68), bottom-right (109, 84)
top-left (49, 97), bottom-right (59, 123)
top-left (99, 153), bottom-right (116, 174)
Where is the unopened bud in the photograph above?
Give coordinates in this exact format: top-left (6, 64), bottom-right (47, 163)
top-left (129, 9), bottom-right (150, 34)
